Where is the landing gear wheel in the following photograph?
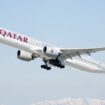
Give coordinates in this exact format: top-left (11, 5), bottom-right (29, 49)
top-left (41, 65), bottom-right (45, 68)
top-left (60, 65), bottom-right (65, 68)
top-left (46, 67), bottom-right (51, 70)
top-left (41, 65), bottom-right (51, 70)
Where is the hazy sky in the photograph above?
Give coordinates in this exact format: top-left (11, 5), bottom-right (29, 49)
top-left (0, 0), bottom-right (105, 105)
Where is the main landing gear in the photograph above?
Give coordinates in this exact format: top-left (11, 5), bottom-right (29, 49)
top-left (41, 58), bottom-right (65, 70)
top-left (49, 59), bottom-right (65, 69)
top-left (41, 65), bottom-right (51, 70)
top-left (41, 59), bottom-right (51, 70)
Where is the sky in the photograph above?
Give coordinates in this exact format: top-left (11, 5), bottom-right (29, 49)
top-left (0, 0), bottom-right (105, 105)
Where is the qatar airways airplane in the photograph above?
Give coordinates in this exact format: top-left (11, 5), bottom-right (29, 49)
top-left (0, 28), bottom-right (105, 73)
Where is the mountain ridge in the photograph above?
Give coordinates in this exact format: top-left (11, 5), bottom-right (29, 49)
top-left (31, 98), bottom-right (105, 105)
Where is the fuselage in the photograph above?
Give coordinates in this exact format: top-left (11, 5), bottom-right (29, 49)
top-left (0, 28), bottom-right (105, 73)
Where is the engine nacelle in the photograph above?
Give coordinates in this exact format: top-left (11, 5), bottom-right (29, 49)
top-left (17, 50), bottom-right (34, 61)
top-left (43, 46), bottom-right (61, 59)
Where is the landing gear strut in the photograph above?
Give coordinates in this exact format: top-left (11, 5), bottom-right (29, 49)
top-left (41, 59), bottom-right (51, 70)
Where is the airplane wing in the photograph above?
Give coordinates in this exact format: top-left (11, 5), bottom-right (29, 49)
top-left (60, 47), bottom-right (105, 59)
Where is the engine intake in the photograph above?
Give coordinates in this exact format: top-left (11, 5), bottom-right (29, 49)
top-left (17, 50), bottom-right (34, 61)
top-left (43, 46), bottom-right (61, 59)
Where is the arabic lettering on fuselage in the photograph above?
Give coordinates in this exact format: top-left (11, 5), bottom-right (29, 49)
top-left (0, 29), bottom-right (28, 43)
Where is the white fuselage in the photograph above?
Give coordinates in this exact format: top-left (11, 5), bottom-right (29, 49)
top-left (0, 28), bottom-right (105, 73)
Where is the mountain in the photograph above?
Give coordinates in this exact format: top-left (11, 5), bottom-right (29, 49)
top-left (31, 98), bottom-right (105, 105)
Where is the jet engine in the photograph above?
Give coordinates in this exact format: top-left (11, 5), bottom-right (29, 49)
top-left (43, 46), bottom-right (61, 59)
top-left (17, 50), bottom-right (34, 61)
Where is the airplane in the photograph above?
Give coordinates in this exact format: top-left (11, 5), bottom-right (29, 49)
top-left (0, 28), bottom-right (105, 73)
